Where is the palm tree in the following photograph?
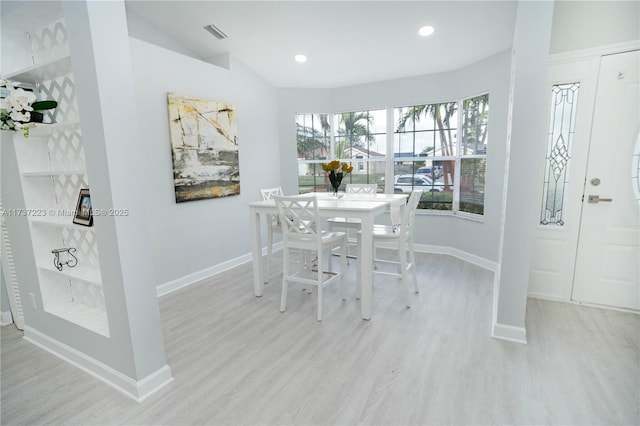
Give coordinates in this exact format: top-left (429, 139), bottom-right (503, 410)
top-left (296, 113), bottom-right (331, 159)
top-left (297, 112), bottom-right (376, 187)
top-left (297, 112), bottom-right (375, 159)
top-left (335, 111), bottom-right (375, 158)
top-left (397, 102), bottom-right (457, 190)
top-left (296, 123), bottom-right (325, 159)
top-left (461, 94), bottom-right (489, 154)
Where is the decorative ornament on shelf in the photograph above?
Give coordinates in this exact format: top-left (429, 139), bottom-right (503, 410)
top-left (51, 247), bottom-right (78, 272)
top-left (1, 80), bottom-right (57, 138)
top-left (321, 160), bottom-right (354, 197)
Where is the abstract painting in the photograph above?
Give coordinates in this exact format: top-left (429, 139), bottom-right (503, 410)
top-left (167, 93), bottom-right (240, 202)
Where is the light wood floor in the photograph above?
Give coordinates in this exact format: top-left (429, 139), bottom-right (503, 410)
top-left (2, 252), bottom-right (638, 425)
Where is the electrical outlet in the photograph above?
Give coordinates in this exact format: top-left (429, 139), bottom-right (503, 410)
top-left (29, 292), bottom-right (37, 310)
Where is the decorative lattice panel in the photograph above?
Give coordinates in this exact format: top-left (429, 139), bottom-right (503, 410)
top-left (46, 126), bottom-right (84, 171)
top-left (28, 19), bottom-right (68, 65)
top-left (52, 173), bottom-right (89, 210)
top-left (70, 280), bottom-right (105, 310)
top-left (60, 226), bottom-right (99, 270)
top-left (38, 74), bottom-right (78, 123)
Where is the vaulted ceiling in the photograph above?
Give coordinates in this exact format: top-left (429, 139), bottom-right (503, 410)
top-left (124, 1), bottom-right (517, 89)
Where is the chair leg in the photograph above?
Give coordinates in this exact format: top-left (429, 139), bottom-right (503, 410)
top-left (317, 251), bottom-right (324, 321)
top-left (356, 233), bottom-right (362, 300)
top-left (265, 226), bottom-right (273, 283)
top-left (409, 238), bottom-right (419, 294)
top-left (304, 250), bottom-right (313, 294)
top-left (340, 237), bottom-right (347, 301)
top-left (281, 247), bottom-right (289, 313)
top-left (399, 243), bottom-right (411, 308)
top-left (345, 228), bottom-right (351, 263)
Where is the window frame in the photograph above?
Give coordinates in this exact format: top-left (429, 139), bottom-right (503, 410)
top-left (295, 93), bottom-right (489, 218)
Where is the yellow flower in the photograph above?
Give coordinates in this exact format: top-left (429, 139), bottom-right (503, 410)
top-left (321, 160), bottom-right (352, 174)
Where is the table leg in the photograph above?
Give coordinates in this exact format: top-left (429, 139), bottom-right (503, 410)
top-left (251, 209), bottom-right (264, 297)
top-left (359, 214), bottom-right (373, 320)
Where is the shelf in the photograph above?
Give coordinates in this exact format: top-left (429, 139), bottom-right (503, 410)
top-left (27, 121), bottom-right (81, 136)
top-left (5, 54), bottom-right (72, 85)
top-left (39, 263), bottom-right (102, 286)
top-left (46, 302), bottom-right (109, 337)
top-left (30, 215), bottom-right (92, 230)
top-left (22, 170), bottom-right (85, 177)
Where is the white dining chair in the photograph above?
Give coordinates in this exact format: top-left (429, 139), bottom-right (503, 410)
top-left (357, 189), bottom-right (422, 308)
top-left (326, 183), bottom-right (378, 259)
top-left (260, 187), bottom-right (284, 283)
top-left (275, 195), bottom-right (348, 321)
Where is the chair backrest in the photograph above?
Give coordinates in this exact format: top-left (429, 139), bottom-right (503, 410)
top-left (261, 187), bottom-right (284, 229)
top-left (275, 195), bottom-right (321, 247)
top-left (260, 187), bottom-right (283, 201)
top-left (399, 190), bottom-right (422, 239)
top-left (346, 183), bottom-right (378, 194)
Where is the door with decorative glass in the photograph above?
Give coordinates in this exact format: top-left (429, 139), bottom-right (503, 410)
top-left (571, 50), bottom-right (639, 310)
top-left (529, 49), bottom-right (639, 311)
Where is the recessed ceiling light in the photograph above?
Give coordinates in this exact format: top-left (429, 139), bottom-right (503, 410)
top-left (418, 25), bottom-right (435, 37)
top-left (294, 54), bottom-right (307, 63)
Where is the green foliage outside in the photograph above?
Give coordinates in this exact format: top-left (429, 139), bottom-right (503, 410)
top-left (296, 95), bottom-right (488, 216)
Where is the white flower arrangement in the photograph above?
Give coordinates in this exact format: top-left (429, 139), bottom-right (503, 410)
top-left (1, 80), bottom-right (57, 137)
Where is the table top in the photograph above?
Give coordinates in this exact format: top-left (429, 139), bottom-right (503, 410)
top-left (248, 192), bottom-right (407, 213)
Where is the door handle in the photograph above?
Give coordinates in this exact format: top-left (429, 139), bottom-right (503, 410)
top-left (587, 195), bottom-right (613, 203)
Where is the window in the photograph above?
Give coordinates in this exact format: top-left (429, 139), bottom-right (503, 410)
top-left (394, 102), bottom-right (457, 210)
top-left (296, 109), bottom-right (386, 193)
top-left (295, 113), bottom-right (331, 193)
top-left (295, 94), bottom-right (489, 216)
top-left (459, 94), bottom-right (489, 214)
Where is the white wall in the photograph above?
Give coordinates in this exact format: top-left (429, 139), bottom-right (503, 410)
top-left (129, 38), bottom-right (281, 286)
top-left (278, 50), bottom-right (511, 264)
top-left (493, 1), bottom-right (555, 343)
top-left (551, 1), bottom-right (639, 54)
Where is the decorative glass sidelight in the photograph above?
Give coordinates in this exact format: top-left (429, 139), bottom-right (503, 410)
top-left (540, 83), bottom-right (580, 226)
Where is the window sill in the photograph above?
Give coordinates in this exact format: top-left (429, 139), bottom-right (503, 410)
top-left (413, 209), bottom-right (485, 223)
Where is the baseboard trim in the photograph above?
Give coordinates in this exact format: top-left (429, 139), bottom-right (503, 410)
top-left (1, 309), bottom-right (13, 326)
top-left (23, 326), bottom-right (173, 402)
top-left (157, 254), bottom-right (251, 297)
top-left (491, 322), bottom-right (527, 344)
top-left (414, 244), bottom-right (498, 272)
top-left (157, 242), bottom-right (493, 298)
top-left (527, 292), bottom-right (568, 303)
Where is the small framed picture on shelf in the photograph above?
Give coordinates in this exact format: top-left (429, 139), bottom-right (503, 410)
top-left (73, 188), bottom-right (93, 227)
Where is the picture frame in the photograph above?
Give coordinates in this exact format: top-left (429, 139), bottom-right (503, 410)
top-left (73, 188), bottom-right (93, 227)
top-left (167, 93), bottom-right (240, 202)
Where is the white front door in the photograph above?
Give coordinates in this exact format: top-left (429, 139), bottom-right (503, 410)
top-left (529, 58), bottom-right (598, 301)
top-left (571, 50), bottom-right (640, 310)
top-left (529, 48), bottom-right (640, 311)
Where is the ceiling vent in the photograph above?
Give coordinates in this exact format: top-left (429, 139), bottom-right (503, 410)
top-left (204, 24), bottom-right (228, 40)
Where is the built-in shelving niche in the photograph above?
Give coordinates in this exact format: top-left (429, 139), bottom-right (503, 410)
top-left (8, 17), bottom-right (109, 337)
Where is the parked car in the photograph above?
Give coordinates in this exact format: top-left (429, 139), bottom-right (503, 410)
top-left (416, 166), bottom-right (443, 179)
top-left (393, 174), bottom-right (442, 193)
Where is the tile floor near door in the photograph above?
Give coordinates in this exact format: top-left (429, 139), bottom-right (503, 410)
top-left (1, 252), bottom-right (638, 425)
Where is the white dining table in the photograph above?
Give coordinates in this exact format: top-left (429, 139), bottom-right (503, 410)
top-left (249, 192), bottom-right (408, 320)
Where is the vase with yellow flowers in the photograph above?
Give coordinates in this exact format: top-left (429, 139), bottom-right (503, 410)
top-left (322, 160), bottom-right (353, 197)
